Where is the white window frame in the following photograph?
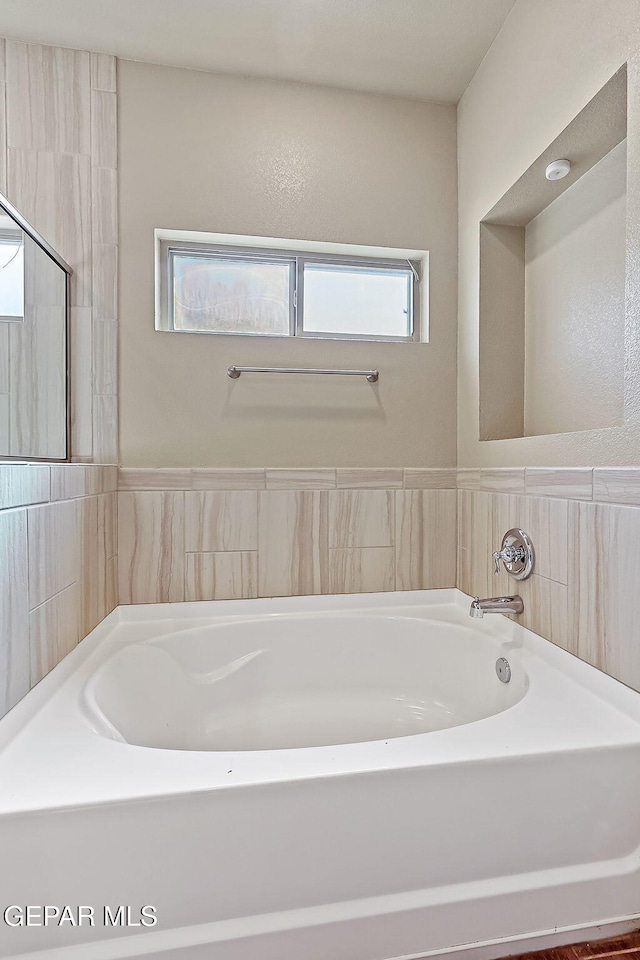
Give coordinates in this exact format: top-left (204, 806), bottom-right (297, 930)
top-left (157, 235), bottom-right (424, 343)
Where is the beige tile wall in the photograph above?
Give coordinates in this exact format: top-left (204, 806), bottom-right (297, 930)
top-left (118, 468), bottom-right (458, 604)
top-left (0, 463), bottom-right (117, 718)
top-left (5, 460), bottom-right (640, 719)
top-left (0, 38), bottom-right (118, 462)
top-left (457, 466), bottom-right (640, 693)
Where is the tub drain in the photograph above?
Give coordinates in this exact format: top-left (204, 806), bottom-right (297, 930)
top-left (495, 657), bottom-right (511, 683)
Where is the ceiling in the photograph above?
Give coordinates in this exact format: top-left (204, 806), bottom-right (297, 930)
top-left (0, 0), bottom-right (516, 103)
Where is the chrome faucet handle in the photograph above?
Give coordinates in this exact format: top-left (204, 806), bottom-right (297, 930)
top-left (492, 529), bottom-right (535, 581)
top-left (493, 544), bottom-right (522, 575)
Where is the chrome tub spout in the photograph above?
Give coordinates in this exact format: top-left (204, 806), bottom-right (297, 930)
top-left (469, 596), bottom-right (524, 619)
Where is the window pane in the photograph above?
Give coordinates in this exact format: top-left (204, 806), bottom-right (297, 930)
top-left (0, 237), bottom-right (24, 320)
top-left (302, 263), bottom-right (411, 338)
top-left (173, 255), bottom-right (291, 335)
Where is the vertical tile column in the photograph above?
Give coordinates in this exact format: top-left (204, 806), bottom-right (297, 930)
top-left (1, 40), bottom-right (117, 462)
top-left (90, 54), bottom-right (118, 462)
top-left (5, 41), bottom-right (92, 457)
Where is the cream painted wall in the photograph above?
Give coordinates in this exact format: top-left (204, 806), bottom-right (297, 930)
top-left (458, 0), bottom-right (640, 467)
top-left (118, 61), bottom-right (458, 467)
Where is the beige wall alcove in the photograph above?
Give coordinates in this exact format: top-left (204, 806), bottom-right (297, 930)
top-left (458, 0), bottom-right (640, 468)
top-left (478, 65), bottom-right (628, 443)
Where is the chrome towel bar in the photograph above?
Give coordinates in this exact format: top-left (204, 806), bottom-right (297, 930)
top-left (227, 365), bottom-right (379, 382)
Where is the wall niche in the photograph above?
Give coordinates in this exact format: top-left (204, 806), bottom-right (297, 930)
top-left (479, 65), bottom-right (627, 440)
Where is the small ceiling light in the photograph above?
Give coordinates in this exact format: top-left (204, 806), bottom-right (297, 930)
top-left (545, 159), bottom-right (571, 181)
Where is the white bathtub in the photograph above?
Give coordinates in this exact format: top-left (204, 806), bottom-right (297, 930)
top-left (1, 589), bottom-right (640, 960)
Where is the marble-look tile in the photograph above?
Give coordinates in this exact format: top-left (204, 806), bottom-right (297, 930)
top-left (27, 499), bottom-right (79, 609)
top-left (91, 166), bottom-right (117, 245)
top-left (491, 493), bottom-right (568, 585)
top-left (90, 53), bottom-right (116, 92)
top-left (22, 234), bottom-right (66, 308)
top-left (8, 303), bottom-right (66, 459)
top-left (396, 490), bottom-right (456, 590)
top-left (118, 468), bottom-right (192, 490)
top-left (471, 496), bottom-right (570, 650)
top-left (106, 554), bottom-right (117, 616)
top-left (185, 491), bottom-right (258, 552)
top-left (108, 495), bottom-right (117, 559)
top-left (265, 468), bottom-right (336, 489)
top-left (0, 82), bottom-right (6, 194)
top-left (0, 309), bottom-right (7, 396)
top-left (92, 244), bottom-right (117, 321)
top-left (50, 464), bottom-right (117, 500)
top-left (456, 490), bottom-right (472, 555)
top-left (11, 308), bottom-right (66, 458)
top-left (29, 583), bottom-right (80, 686)
top-left (90, 89), bottom-right (117, 168)
top-left (592, 468), bottom-right (640, 505)
top-left (480, 468), bottom-right (525, 494)
top-left (570, 501), bottom-right (640, 691)
top-left (185, 552), bottom-right (257, 601)
top-left (329, 547), bottom-right (395, 594)
top-left (79, 494), bottom-right (117, 636)
top-left (6, 42), bottom-right (90, 155)
top-left (192, 468), bottom-right (266, 490)
top-left (8, 149), bottom-right (91, 306)
top-left (0, 394), bottom-right (8, 451)
top-left (50, 463), bottom-right (91, 500)
top-left (525, 467), bottom-right (593, 501)
top-left (92, 394), bottom-right (118, 463)
top-left (328, 490), bottom-right (394, 548)
top-left (336, 468), bottom-right (403, 488)
top-left (512, 574), bottom-right (569, 652)
top-left (488, 492), bottom-right (512, 579)
top-left (483, 492), bottom-right (521, 590)
top-left (403, 468), bottom-right (457, 489)
top-left (93, 320), bottom-right (118, 396)
top-left (104, 465), bottom-right (119, 491)
top-left (456, 468), bottom-right (481, 490)
top-left (524, 496), bottom-right (569, 585)
top-left (69, 306), bottom-right (93, 459)
top-left (0, 508), bottom-right (30, 716)
top-left (457, 544), bottom-right (471, 597)
top-left (258, 491), bottom-right (326, 597)
top-left (118, 492), bottom-right (184, 603)
top-left (456, 490), bottom-right (494, 599)
top-left (0, 463), bottom-right (50, 509)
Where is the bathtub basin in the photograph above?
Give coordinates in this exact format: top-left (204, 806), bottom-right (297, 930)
top-left (1, 588), bottom-right (640, 960)
top-left (85, 614), bottom-right (527, 750)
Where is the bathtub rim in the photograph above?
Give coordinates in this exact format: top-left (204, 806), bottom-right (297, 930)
top-left (1, 588), bottom-right (640, 815)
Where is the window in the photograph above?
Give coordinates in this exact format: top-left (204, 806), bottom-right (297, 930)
top-left (158, 238), bottom-right (422, 341)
